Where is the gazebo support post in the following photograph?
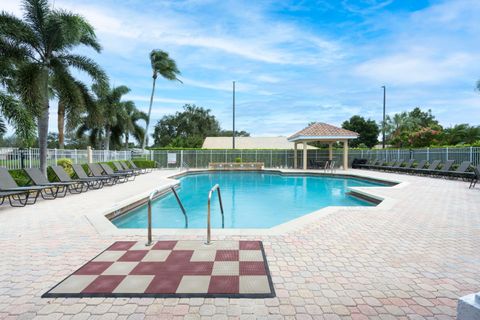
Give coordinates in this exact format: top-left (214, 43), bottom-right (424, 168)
top-left (303, 141), bottom-right (307, 170)
top-left (343, 140), bottom-right (348, 170)
top-left (328, 143), bottom-right (333, 161)
top-left (294, 143), bottom-right (298, 169)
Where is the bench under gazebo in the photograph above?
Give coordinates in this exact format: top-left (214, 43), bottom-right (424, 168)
top-left (288, 122), bottom-right (358, 170)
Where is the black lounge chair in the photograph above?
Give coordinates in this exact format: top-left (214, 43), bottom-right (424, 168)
top-left (0, 190), bottom-right (32, 207)
top-left (24, 168), bottom-right (84, 196)
top-left (72, 164), bottom-right (114, 186)
top-left (430, 160), bottom-right (455, 177)
top-left (413, 160), bottom-right (441, 175)
top-left (396, 159), bottom-right (415, 172)
top-left (113, 162), bottom-right (137, 175)
top-left (469, 165), bottom-right (480, 189)
top-left (120, 161), bottom-right (143, 175)
top-left (384, 159), bottom-right (404, 171)
top-left (128, 160), bottom-right (153, 173)
top-left (406, 160), bottom-right (427, 174)
top-left (0, 167), bottom-right (59, 204)
top-left (444, 161), bottom-right (472, 180)
top-left (51, 166), bottom-right (100, 191)
top-left (99, 163), bottom-right (135, 182)
top-left (356, 159), bottom-right (377, 169)
top-left (86, 163), bottom-right (122, 185)
top-left (370, 159), bottom-right (388, 170)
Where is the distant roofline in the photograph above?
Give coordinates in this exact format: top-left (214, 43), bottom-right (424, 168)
top-left (288, 135), bottom-right (359, 142)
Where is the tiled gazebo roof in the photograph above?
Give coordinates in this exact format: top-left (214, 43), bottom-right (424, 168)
top-left (288, 122), bottom-right (358, 142)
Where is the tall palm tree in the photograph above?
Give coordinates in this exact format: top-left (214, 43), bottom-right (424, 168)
top-left (142, 49), bottom-right (182, 149)
top-left (0, 0), bottom-right (107, 173)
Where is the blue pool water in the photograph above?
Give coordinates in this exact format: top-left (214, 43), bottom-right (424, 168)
top-left (112, 172), bottom-right (386, 229)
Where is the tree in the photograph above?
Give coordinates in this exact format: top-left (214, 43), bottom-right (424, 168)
top-left (441, 124), bottom-right (480, 145)
top-left (342, 116), bottom-right (379, 148)
top-left (0, 0), bottom-right (106, 174)
top-left (152, 104), bottom-right (221, 148)
top-left (143, 50), bottom-right (182, 149)
top-left (78, 83), bottom-right (136, 150)
top-left (218, 130), bottom-right (250, 137)
top-left (114, 101), bottom-right (147, 149)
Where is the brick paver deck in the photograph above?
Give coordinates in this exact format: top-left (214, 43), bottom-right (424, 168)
top-left (0, 169), bottom-right (479, 319)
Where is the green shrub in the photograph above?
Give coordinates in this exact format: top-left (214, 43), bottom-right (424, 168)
top-left (9, 169), bottom-right (30, 186)
top-left (234, 157), bottom-right (242, 163)
top-left (57, 158), bottom-right (74, 176)
top-left (133, 160), bottom-right (156, 168)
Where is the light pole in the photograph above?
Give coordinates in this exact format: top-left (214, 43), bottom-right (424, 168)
top-left (382, 85), bottom-right (386, 149)
top-left (232, 81), bottom-right (236, 149)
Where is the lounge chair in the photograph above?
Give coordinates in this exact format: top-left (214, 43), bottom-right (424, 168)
top-left (51, 166), bottom-right (101, 191)
top-left (395, 159), bottom-right (415, 172)
top-left (113, 162), bottom-right (137, 175)
top-left (128, 160), bottom-right (153, 173)
top-left (0, 167), bottom-right (59, 204)
top-left (120, 161), bottom-right (144, 175)
top-left (72, 164), bottom-right (114, 186)
top-left (356, 159), bottom-right (376, 169)
top-left (469, 165), bottom-right (480, 189)
top-left (369, 159), bottom-right (388, 170)
top-left (383, 159), bottom-right (404, 171)
top-left (444, 161), bottom-right (472, 180)
top-left (405, 160), bottom-right (427, 174)
top-left (86, 163), bottom-right (122, 184)
top-left (99, 163), bottom-right (135, 182)
top-left (412, 160), bottom-right (441, 175)
top-left (429, 160), bottom-right (455, 177)
top-left (24, 168), bottom-right (84, 195)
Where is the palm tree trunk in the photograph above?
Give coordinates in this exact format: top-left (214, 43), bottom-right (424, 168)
top-left (142, 76), bottom-right (157, 150)
top-left (125, 133), bottom-right (129, 150)
top-left (39, 70), bottom-right (50, 175)
top-left (105, 125), bottom-right (110, 151)
top-left (58, 100), bottom-right (65, 149)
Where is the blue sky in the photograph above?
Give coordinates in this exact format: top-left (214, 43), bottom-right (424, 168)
top-left (4, 0), bottom-right (480, 139)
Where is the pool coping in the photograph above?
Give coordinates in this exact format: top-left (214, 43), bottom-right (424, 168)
top-left (85, 169), bottom-right (406, 237)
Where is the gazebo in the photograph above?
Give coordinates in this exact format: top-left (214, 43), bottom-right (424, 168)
top-left (287, 122), bottom-right (359, 170)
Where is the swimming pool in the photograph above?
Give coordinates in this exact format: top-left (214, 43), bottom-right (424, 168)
top-left (112, 171), bottom-right (387, 229)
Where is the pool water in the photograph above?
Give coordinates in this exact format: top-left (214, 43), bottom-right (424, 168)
top-left (112, 172), bottom-right (386, 229)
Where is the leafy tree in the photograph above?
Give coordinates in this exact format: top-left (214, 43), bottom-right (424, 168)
top-left (218, 130), bottom-right (250, 137)
top-left (342, 115), bottom-right (379, 148)
top-left (0, 0), bottom-right (106, 173)
top-left (152, 104), bottom-right (221, 148)
top-left (441, 124), bottom-right (480, 145)
top-left (143, 49), bottom-right (182, 149)
top-left (113, 100), bottom-right (147, 149)
top-left (408, 127), bottom-right (441, 147)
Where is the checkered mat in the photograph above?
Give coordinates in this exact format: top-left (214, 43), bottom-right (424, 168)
top-left (42, 240), bottom-right (275, 298)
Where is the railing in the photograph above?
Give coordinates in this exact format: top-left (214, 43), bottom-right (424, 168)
top-left (206, 184), bottom-right (224, 245)
top-left (170, 186), bottom-right (188, 228)
top-left (145, 186), bottom-right (189, 245)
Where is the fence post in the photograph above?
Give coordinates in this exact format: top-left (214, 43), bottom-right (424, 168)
top-left (54, 148), bottom-right (57, 165)
top-left (285, 150), bottom-right (287, 168)
top-left (180, 150), bottom-right (184, 166)
top-left (195, 151), bottom-right (198, 168)
top-left (225, 150), bottom-right (227, 162)
top-left (446, 147), bottom-right (449, 161)
top-left (210, 149), bottom-right (213, 164)
top-left (87, 146), bottom-right (93, 163)
top-left (28, 148), bottom-right (32, 168)
top-left (270, 150), bottom-right (273, 168)
top-left (427, 148), bottom-right (430, 162)
top-left (470, 146), bottom-right (473, 162)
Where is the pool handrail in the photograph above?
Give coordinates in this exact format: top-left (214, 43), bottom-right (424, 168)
top-left (206, 184), bottom-right (224, 245)
top-left (170, 186), bottom-right (188, 228)
top-left (146, 185), bottom-right (189, 246)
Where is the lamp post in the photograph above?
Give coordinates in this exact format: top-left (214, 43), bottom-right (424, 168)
top-left (232, 81), bottom-right (236, 149)
top-left (382, 85), bottom-right (386, 149)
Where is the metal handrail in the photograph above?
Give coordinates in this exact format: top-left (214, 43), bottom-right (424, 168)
top-left (170, 186), bottom-right (188, 228)
top-left (145, 185), bottom-right (189, 246)
top-left (206, 184), bottom-right (224, 245)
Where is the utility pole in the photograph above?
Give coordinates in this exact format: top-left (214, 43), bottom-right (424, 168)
top-left (232, 81), bottom-right (236, 149)
top-left (382, 85), bottom-right (386, 149)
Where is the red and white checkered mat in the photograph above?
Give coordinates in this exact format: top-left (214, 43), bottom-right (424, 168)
top-left (42, 240), bottom-right (275, 298)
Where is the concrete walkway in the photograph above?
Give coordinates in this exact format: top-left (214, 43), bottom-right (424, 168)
top-left (0, 169), bottom-right (479, 319)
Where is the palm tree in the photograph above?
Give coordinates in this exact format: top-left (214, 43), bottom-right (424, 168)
top-left (120, 102), bottom-right (147, 149)
top-left (142, 49), bottom-right (182, 149)
top-left (78, 83), bottom-right (134, 150)
top-left (0, 0), bottom-right (107, 173)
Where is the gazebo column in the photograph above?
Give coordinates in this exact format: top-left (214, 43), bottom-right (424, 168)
top-left (343, 140), bottom-right (349, 170)
top-left (294, 143), bottom-right (298, 169)
top-left (303, 141), bottom-right (307, 170)
top-left (328, 143), bottom-right (333, 161)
